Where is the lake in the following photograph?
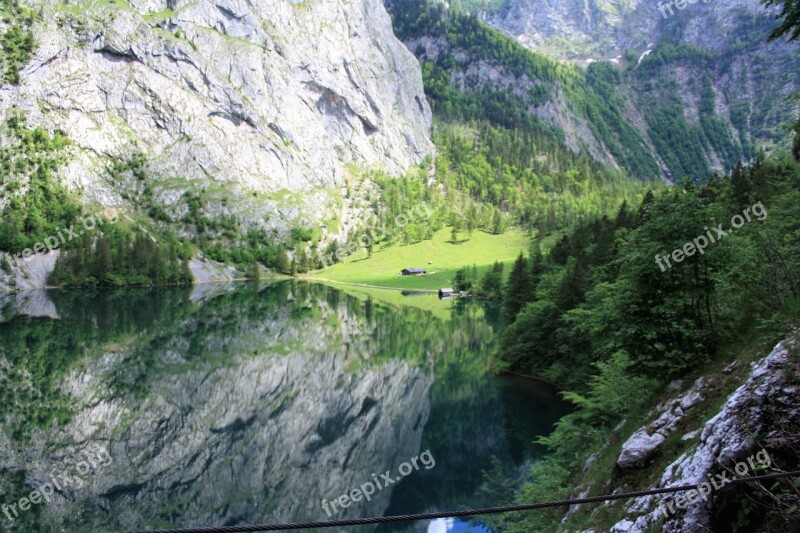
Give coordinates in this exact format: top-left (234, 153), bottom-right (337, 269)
top-left (0, 282), bottom-right (569, 532)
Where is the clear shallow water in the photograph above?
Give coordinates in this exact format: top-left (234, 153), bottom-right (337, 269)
top-left (0, 282), bottom-right (568, 532)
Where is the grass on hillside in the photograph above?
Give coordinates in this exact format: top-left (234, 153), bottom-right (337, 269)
top-left (309, 227), bottom-right (530, 291)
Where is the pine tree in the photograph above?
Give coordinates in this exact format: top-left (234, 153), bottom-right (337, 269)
top-left (529, 244), bottom-right (546, 288)
top-left (181, 257), bottom-right (193, 283)
top-left (296, 247), bottom-right (308, 273)
top-left (466, 204), bottom-right (477, 236)
top-left (454, 268), bottom-right (471, 292)
top-left (247, 262), bottom-right (261, 280)
top-left (503, 252), bottom-right (533, 324)
top-left (94, 234), bottom-right (112, 284)
top-left (275, 248), bottom-right (290, 274)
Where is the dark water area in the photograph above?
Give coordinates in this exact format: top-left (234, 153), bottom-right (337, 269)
top-left (0, 282), bottom-right (569, 532)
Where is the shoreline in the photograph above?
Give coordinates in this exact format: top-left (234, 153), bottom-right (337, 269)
top-left (302, 276), bottom-right (442, 294)
top-left (501, 370), bottom-right (563, 391)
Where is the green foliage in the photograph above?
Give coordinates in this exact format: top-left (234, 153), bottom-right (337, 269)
top-left (634, 42), bottom-right (714, 73)
top-left (448, 0), bottom-right (509, 13)
top-left (290, 226), bottom-right (313, 242)
top-left (497, 156), bottom-right (800, 388)
top-left (488, 353), bottom-right (657, 532)
top-left (453, 266), bottom-right (473, 292)
top-left (0, 287), bottom-right (206, 445)
top-left (387, 0), bottom-right (651, 238)
top-left (452, 262), bottom-right (504, 297)
top-left (630, 43), bottom-right (762, 180)
top-left (699, 77), bottom-right (746, 167)
top-left (246, 261), bottom-right (261, 280)
top-left (49, 223), bottom-right (193, 287)
top-left (502, 253), bottom-right (533, 325)
top-left (490, 155), bottom-right (800, 531)
top-left (563, 352), bottom-right (656, 423)
top-left (583, 62), bottom-right (661, 178)
top-left (0, 1), bottom-right (37, 84)
top-left (106, 151), bottom-right (150, 210)
top-left (105, 151), bottom-right (302, 275)
top-left (640, 96), bottom-right (711, 181)
top-left (361, 168), bottom-right (444, 250)
top-left (0, 112), bottom-right (82, 253)
top-left (391, 1), bottom-right (763, 186)
top-left (480, 460), bottom-right (572, 533)
top-left (0, 116), bottom-right (216, 286)
top-left (434, 121), bottom-right (646, 233)
top-left (478, 261), bottom-right (504, 298)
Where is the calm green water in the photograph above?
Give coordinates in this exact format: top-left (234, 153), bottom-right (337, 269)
top-left (0, 282), bottom-right (568, 532)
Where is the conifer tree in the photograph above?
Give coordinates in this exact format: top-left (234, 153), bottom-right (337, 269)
top-left (503, 253), bottom-right (533, 325)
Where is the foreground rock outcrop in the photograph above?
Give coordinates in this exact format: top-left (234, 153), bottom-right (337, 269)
top-left (617, 378), bottom-right (707, 469)
top-left (610, 337), bottom-right (800, 532)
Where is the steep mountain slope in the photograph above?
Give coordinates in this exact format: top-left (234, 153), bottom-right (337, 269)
top-left (0, 0), bottom-right (433, 235)
top-left (486, 0), bottom-right (800, 172)
top-left (386, 0), bottom-right (799, 181)
top-left (482, 0), bottom-right (768, 59)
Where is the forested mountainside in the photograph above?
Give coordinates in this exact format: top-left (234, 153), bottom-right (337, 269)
top-left (385, 0), bottom-right (799, 181)
top-left (480, 134), bottom-right (800, 533)
top-left (1, 0), bottom-right (797, 290)
top-left (1, 0), bottom-right (652, 289)
top-left (0, 0), bottom-right (432, 260)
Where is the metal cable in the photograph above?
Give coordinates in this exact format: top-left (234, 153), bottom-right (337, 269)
top-left (118, 470), bottom-right (800, 533)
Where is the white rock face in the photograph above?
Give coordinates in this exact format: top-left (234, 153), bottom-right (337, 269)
top-left (610, 338), bottom-right (800, 532)
top-left (617, 377), bottom-right (706, 469)
top-left (2, 0), bottom-right (433, 227)
top-left (0, 250), bottom-right (60, 292)
top-left (0, 289), bottom-right (60, 320)
top-left (188, 257), bottom-right (238, 284)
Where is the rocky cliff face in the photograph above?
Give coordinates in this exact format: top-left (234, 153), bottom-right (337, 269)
top-left (1, 0), bottom-right (433, 231)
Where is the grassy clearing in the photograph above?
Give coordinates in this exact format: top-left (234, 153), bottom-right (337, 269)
top-left (309, 227), bottom-right (529, 291)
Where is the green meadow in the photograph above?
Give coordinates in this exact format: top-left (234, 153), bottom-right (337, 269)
top-left (309, 227), bottom-right (530, 291)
